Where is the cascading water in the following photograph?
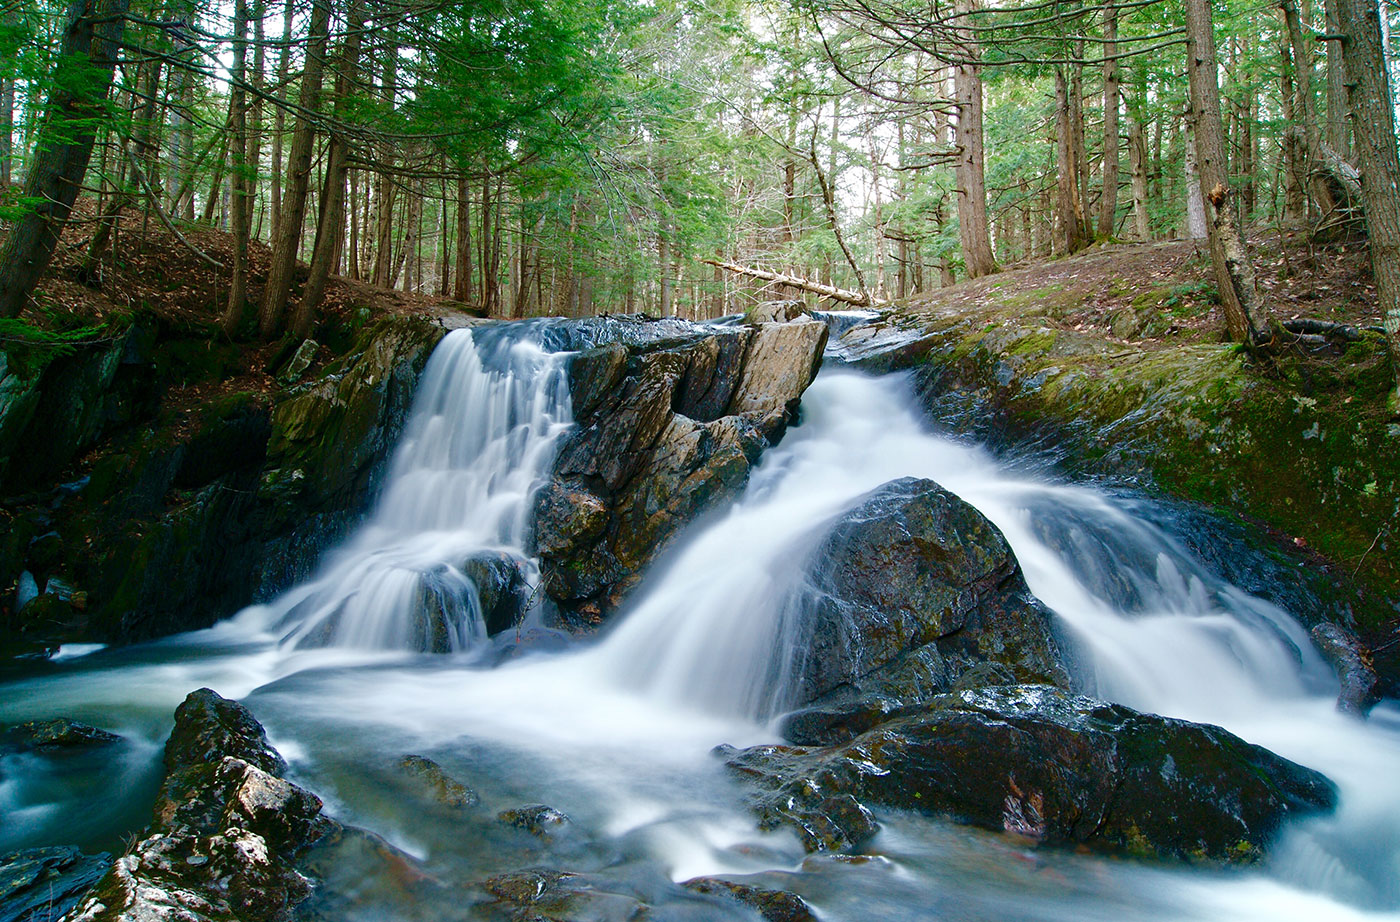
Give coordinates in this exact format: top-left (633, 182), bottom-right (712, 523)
top-left (2, 326), bottom-right (1398, 922)
top-left (263, 325), bottom-right (573, 652)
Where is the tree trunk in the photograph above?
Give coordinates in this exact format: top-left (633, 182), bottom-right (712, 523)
top-left (1325, 0), bottom-right (1351, 157)
top-left (1129, 117), bottom-right (1151, 240)
top-left (952, 0), bottom-right (998, 278)
top-left (0, 0), bottom-right (131, 319)
top-left (454, 175), bottom-right (473, 302)
top-left (1054, 68), bottom-right (1089, 254)
top-left (258, 0), bottom-right (330, 339)
top-left (1184, 0), bottom-right (1271, 344)
top-left (1099, 7), bottom-right (1121, 239)
top-left (1184, 129), bottom-right (1208, 240)
top-left (1282, 0), bottom-right (1340, 221)
top-left (221, 0), bottom-right (251, 337)
top-left (1333, 0), bottom-right (1400, 395)
top-left (295, 0), bottom-right (366, 337)
top-left (269, 0), bottom-right (295, 234)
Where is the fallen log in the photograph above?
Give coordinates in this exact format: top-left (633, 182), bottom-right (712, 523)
top-left (701, 259), bottom-right (885, 308)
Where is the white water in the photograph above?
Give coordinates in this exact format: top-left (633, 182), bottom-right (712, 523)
top-left (2, 328), bottom-right (1398, 920)
top-left (261, 326), bottom-right (572, 652)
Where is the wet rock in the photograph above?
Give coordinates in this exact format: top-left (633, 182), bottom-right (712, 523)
top-left (682, 878), bottom-right (817, 922)
top-left (1311, 623), bottom-right (1381, 716)
top-left (538, 322), bottom-right (826, 624)
top-left (795, 477), bottom-right (1068, 707)
top-left (497, 805), bottom-right (570, 838)
top-left (727, 685), bottom-right (1337, 863)
top-left (0, 846), bottom-right (109, 922)
top-left (0, 718), bottom-right (121, 754)
top-left (462, 552), bottom-right (532, 637)
top-left (477, 868), bottom-right (650, 922)
top-left (746, 300), bottom-right (809, 325)
top-left (277, 339), bottom-right (320, 386)
top-left (65, 688), bottom-right (331, 922)
top-left (398, 755), bottom-right (477, 809)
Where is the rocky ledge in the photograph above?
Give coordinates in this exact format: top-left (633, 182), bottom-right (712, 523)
top-left (534, 317), bottom-right (828, 625)
top-left (724, 684), bottom-right (1336, 862)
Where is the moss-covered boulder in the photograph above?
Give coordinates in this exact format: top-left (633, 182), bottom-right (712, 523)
top-left (848, 299), bottom-right (1400, 694)
top-left (724, 685), bottom-right (1336, 862)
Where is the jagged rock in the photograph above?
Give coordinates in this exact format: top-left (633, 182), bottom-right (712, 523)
top-left (746, 300), bottom-right (809, 324)
top-left (64, 688), bottom-right (331, 922)
top-left (1311, 622), bottom-right (1381, 716)
top-left (682, 878), bottom-right (817, 922)
top-left (497, 805), bottom-right (570, 838)
top-left (1, 719), bottom-right (120, 754)
top-left (0, 847), bottom-right (109, 922)
top-left (537, 321), bottom-right (826, 624)
top-left (727, 320), bottom-right (828, 426)
top-left (726, 685), bottom-right (1337, 863)
top-left (397, 755), bottom-right (477, 809)
top-left (790, 477), bottom-right (1068, 710)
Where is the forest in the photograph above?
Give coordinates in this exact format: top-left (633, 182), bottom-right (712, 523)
top-left (2, 0), bottom-right (1398, 374)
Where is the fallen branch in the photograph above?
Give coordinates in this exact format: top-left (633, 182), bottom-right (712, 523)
top-left (122, 144), bottom-right (224, 269)
top-left (700, 259), bottom-right (884, 307)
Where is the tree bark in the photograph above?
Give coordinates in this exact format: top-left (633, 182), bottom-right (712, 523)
top-left (952, 0), bottom-right (998, 278)
top-left (1332, 0), bottom-right (1400, 395)
top-left (0, 0), bottom-right (131, 319)
top-left (1282, 0), bottom-right (1340, 221)
top-left (1054, 68), bottom-right (1089, 254)
top-left (1325, 0), bottom-right (1351, 157)
top-left (296, 0), bottom-right (366, 337)
top-left (1129, 117), bottom-right (1151, 240)
top-left (1098, 7), bottom-right (1121, 239)
top-left (258, 0), bottom-right (331, 339)
top-left (221, 0), bottom-right (251, 337)
top-left (1184, 0), bottom-right (1271, 344)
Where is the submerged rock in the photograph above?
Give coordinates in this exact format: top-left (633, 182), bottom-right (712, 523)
top-left (0, 846), bottom-right (109, 922)
top-left (792, 477), bottom-right (1068, 710)
top-left (64, 689), bottom-right (332, 922)
top-left (398, 754), bottom-right (478, 809)
top-left (682, 878), bottom-right (817, 922)
top-left (727, 685), bottom-right (1336, 863)
top-left (497, 805), bottom-right (570, 838)
top-left (537, 319), bottom-right (827, 625)
top-left (1, 719), bottom-right (120, 754)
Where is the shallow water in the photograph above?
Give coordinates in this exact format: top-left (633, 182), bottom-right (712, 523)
top-left (2, 326), bottom-right (1398, 920)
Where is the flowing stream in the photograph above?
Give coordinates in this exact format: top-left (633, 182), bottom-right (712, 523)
top-left (2, 323), bottom-right (1399, 921)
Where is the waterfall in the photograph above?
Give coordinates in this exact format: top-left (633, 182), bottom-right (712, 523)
top-left (269, 325), bottom-right (573, 652)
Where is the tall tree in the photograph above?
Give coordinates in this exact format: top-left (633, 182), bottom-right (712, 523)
top-left (1332, 0), bottom-right (1400, 400)
top-left (259, 0), bottom-right (331, 338)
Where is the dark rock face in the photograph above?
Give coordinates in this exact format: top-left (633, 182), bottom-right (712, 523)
top-left (64, 689), bottom-right (332, 922)
top-left (0, 846), bottom-right (109, 922)
top-left (536, 319), bottom-right (827, 625)
top-left (791, 477), bottom-right (1068, 709)
top-left (727, 685), bottom-right (1337, 863)
top-left (682, 878), bottom-right (817, 922)
top-left (1, 317), bottom-right (444, 653)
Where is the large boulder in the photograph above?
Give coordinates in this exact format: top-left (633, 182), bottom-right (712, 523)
top-left (536, 319), bottom-right (827, 626)
top-left (790, 477), bottom-right (1068, 709)
top-left (725, 684), bottom-right (1337, 863)
top-left (64, 689), bottom-right (332, 922)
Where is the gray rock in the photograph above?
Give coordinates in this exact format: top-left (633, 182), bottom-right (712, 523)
top-left (397, 754), bottom-right (478, 809)
top-left (0, 846), bottom-right (108, 922)
top-left (1311, 622), bottom-right (1381, 716)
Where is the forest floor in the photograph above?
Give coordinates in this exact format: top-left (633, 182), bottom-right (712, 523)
top-left (902, 225), bottom-right (1383, 348)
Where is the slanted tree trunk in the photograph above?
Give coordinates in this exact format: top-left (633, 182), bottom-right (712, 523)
top-left (1099, 7), bottom-right (1121, 239)
top-left (1332, 0), bottom-right (1400, 397)
top-left (258, 0), bottom-right (330, 339)
top-left (952, 0), bottom-right (998, 278)
top-left (295, 0), bottom-right (366, 337)
top-left (0, 0), bottom-right (131, 319)
top-left (1184, 0), bottom-right (1271, 345)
